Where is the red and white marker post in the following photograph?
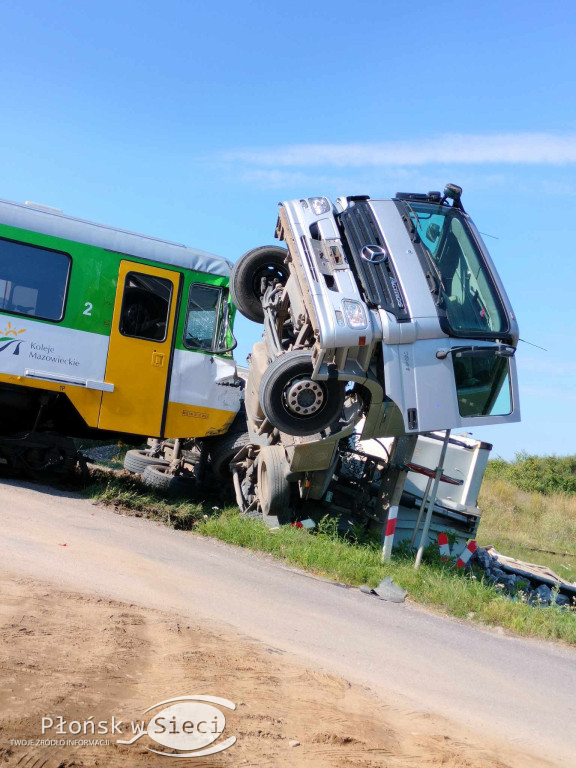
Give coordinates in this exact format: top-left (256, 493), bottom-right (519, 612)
top-left (437, 533), bottom-right (451, 561)
top-left (382, 505), bottom-right (399, 562)
top-left (456, 540), bottom-right (478, 569)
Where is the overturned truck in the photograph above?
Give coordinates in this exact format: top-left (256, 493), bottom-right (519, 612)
top-left (227, 185), bottom-right (520, 529)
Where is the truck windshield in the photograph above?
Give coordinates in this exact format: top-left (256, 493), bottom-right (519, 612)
top-left (405, 203), bottom-right (508, 337)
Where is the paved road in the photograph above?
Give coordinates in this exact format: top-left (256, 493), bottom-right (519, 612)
top-left (1, 479), bottom-right (575, 766)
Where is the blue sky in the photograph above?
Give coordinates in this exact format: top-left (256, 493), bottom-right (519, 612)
top-left (1, 0), bottom-right (575, 458)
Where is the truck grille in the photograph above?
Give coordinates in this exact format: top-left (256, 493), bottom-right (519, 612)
top-left (339, 201), bottom-right (410, 321)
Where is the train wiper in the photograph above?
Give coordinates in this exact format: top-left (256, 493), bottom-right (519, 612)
top-left (436, 344), bottom-right (516, 360)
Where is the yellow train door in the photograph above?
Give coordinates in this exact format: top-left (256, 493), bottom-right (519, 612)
top-left (99, 260), bottom-right (181, 436)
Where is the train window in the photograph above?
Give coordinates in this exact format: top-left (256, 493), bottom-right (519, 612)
top-left (183, 284), bottom-right (222, 351)
top-left (119, 272), bottom-right (173, 341)
top-left (0, 237), bottom-right (71, 321)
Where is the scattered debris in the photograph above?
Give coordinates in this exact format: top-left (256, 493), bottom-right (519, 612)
top-left (469, 546), bottom-right (576, 608)
top-left (292, 518), bottom-right (316, 530)
top-left (375, 577), bottom-right (407, 603)
top-left (81, 444), bottom-right (121, 463)
top-left (360, 577), bottom-right (407, 603)
top-left (288, 740), bottom-right (300, 748)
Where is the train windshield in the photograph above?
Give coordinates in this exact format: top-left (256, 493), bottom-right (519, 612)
top-left (405, 203), bottom-right (508, 337)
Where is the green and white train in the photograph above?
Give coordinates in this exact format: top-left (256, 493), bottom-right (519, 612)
top-left (0, 198), bottom-right (242, 469)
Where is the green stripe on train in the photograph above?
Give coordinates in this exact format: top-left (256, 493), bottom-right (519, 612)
top-left (0, 222), bottom-right (231, 354)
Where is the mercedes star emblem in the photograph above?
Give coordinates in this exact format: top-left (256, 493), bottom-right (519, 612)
top-left (360, 244), bottom-right (388, 264)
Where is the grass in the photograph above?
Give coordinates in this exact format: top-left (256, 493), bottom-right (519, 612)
top-left (478, 477), bottom-right (576, 582)
top-left (85, 471), bottom-right (213, 529)
top-left (84, 469), bottom-right (576, 645)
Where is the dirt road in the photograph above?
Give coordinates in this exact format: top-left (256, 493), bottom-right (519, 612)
top-left (1, 478), bottom-right (575, 767)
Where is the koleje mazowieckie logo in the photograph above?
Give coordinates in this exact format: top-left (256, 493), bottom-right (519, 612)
top-left (0, 322), bottom-right (26, 355)
top-left (116, 695), bottom-right (237, 758)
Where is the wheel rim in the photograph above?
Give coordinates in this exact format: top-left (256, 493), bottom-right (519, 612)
top-left (251, 263), bottom-right (288, 299)
top-left (282, 374), bottom-right (328, 420)
top-left (285, 376), bottom-right (325, 416)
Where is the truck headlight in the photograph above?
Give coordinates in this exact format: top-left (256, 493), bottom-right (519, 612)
top-left (308, 197), bottom-right (330, 215)
top-left (342, 300), bottom-right (368, 329)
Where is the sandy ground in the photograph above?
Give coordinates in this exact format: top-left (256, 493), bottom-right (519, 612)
top-left (0, 572), bottom-right (553, 768)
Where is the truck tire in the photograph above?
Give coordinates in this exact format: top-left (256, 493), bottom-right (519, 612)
top-left (141, 464), bottom-right (194, 496)
top-left (257, 445), bottom-right (292, 525)
top-left (259, 350), bottom-right (345, 437)
top-left (230, 246), bottom-right (288, 323)
top-left (209, 430), bottom-right (251, 480)
top-left (124, 449), bottom-right (169, 474)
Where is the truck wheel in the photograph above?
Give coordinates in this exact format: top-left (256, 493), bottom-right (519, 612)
top-left (257, 445), bottom-right (292, 525)
top-left (259, 351), bottom-right (345, 437)
top-left (209, 430), bottom-right (251, 480)
top-left (141, 464), bottom-right (194, 497)
top-left (124, 449), bottom-right (168, 474)
top-left (230, 246), bottom-right (288, 323)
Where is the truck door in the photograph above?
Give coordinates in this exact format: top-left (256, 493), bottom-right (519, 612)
top-left (380, 337), bottom-right (517, 435)
top-left (99, 260), bottom-right (181, 436)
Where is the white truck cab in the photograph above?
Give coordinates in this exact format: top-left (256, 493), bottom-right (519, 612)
top-left (232, 184), bottom-right (519, 443)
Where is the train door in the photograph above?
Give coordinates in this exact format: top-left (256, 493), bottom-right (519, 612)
top-left (99, 260), bottom-right (181, 436)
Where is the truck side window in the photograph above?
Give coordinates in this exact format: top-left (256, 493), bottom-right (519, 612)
top-left (119, 272), bottom-right (173, 341)
top-left (183, 284), bottom-right (221, 351)
top-left (0, 237), bottom-right (71, 321)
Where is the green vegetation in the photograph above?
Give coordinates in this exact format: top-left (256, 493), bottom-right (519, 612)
top-left (85, 468), bottom-right (576, 645)
top-left (485, 452), bottom-right (576, 495)
top-left (479, 465), bottom-right (576, 583)
top-left (85, 471), bottom-right (212, 528)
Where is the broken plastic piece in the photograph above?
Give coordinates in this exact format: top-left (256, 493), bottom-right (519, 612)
top-left (375, 576), bottom-right (407, 603)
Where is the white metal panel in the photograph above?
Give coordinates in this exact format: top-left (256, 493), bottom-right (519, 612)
top-left (0, 314), bottom-right (109, 383)
top-left (168, 349), bottom-right (242, 412)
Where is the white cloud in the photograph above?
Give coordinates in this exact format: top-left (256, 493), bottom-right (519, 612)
top-left (229, 165), bottom-right (511, 192)
top-left (224, 132), bottom-right (576, 168)
top-left (237, 166), bottom-right (434, 190)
